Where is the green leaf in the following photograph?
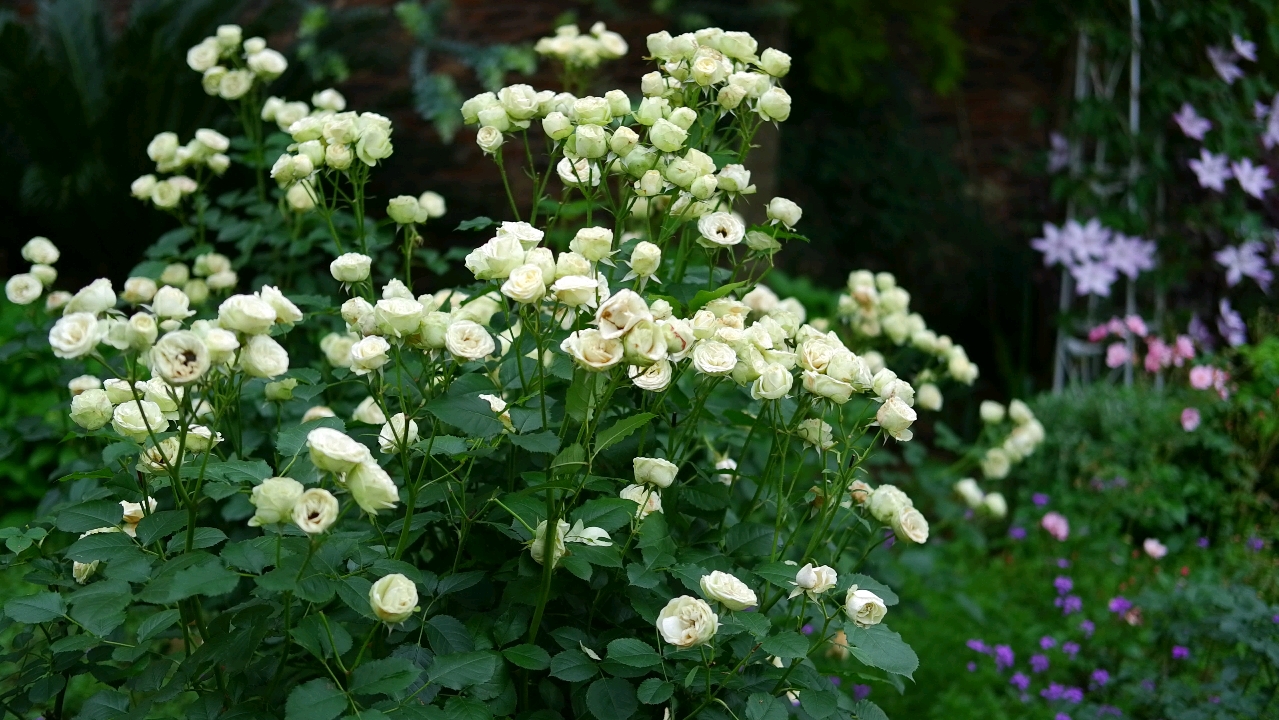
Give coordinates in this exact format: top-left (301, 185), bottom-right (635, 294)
top-left (134, 510), bottom-right (187, 546)
top-left (688, 281), bottom-right (746, 313)
top-left (549, 648), bottom-right (598, 682)
top-left (846, 574), bottom-right (898, 606)
top-left (509, 431), bottom-right (561, 455)
top-left (165, 527), bottom-right (228, 553)
top-left (425, 615), bottom-right (475, 655)
top-left (426, 378), bottom-right (505, 438)
top-left (140, 552), bottom-right (240, 604)
top-left (550, 443), bottom-right (586, 470)
top-left (203, 458), bottom-right (273, 484)
top-left (221, 537), bottom-right (273, 574)
top-left (851, 700), bottom-right (890, 720)
top-left (724, 522), bottom-right (775, 556)
top-left (55, 500), bottom-right (124, 533)
top-left (585, 678), bottom-right (637, 720)
top-left (415, 434), bottom-right (469, 456)
top-left (65, 531), bottom-right (140, 563)
top-left (745, 693), bottom-right (787, 720)
top-left (571, 498), bottom-right (636, 533)
top-left (428, 651), bottom-right (499, 690)
top-left (436, 571), bottom-right (484, 597)
top-left (846, 624), bottom-right (919, 679)
top-left (293, 614), bottom-right (353, 659)
top-left (4, 591), bottom-right (66, 623)
top-left (456, 216), bottom-right (494, 231)
top-left (605, 638), bottom-right (661, 668)
top-left (752, 562), bottom-right (800, 590)
top-left (278, 417), bottom-right (346, 459)
top-left (592, 413), bottom-right (656, 457)
top-left (760, 631), bottom-right (810, 659)
top-left (636, 678), bottom-right (674, 705)
top-left (800, 689), bottom-right (838, 719)
top-left (443, 698), bottom-right (491, 720)
top-left (502, 643), bottom-right (551, 670)
top-left (350, 657), bottom-right (422, 696)
top-left (285, 678), bottom-right (348, 720)
top-left (137, 609), bottom-right (181, 642)
top-left (68, 579), bottom-right (131, 636)
top-left (736, 612), bottom-right (772, 638)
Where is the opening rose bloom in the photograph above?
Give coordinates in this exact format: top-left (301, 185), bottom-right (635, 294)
top-left (369, 573), bottom-right (419, 624)
top-left (634, 456), bottom-right (678, 488)
top-left (656, 596), bottom-right (719, 648)
top-left (699, 571), bottom-right (757, 611)
top-left (790, 563), bottom-right (838, 599)
top-left (845, 586), bottom-right (887, 627)
top-left (247, 477), bottom-right (304, 527)
top-left (292, 488), bottom-right (339, 534)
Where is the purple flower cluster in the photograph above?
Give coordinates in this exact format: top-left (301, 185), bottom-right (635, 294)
top-left (967, 639), bottom-right (991, 654)
top-left (1030, 219), bottom-right (1157, 297)
top-left (1009, 526), bottom-right (1027, 541)
top-left (1053, 576), bottom-right (1073, 595)
top-left (1010, 672), bottom-right (1030, 691)
top-left (995, 645), bottom-right (1015, 671)
top-left (1040, 636), bottom-right (1057, 650)
top-left (1062, 642), bottom-right (1080, 658)
top-left (1031, 654), bottom-right (1050, 673)
top-left (1033, 493), bottom-right (1050, 507)
top-left (1080, 620), bottom-right (1095, 638)
top-left (1040, 683), bottom-right (1084, 703)
top-left (852, 684), bottom-right (871, 701)
top-left (1172, 645), bottom-right (1190, 660)
top-left (1091, 669), bottom-right (1110, 687)
top-left (1247, 537), bottom-right (1265, 552)
top-left (1108, 596), bottom-right (1133, 615)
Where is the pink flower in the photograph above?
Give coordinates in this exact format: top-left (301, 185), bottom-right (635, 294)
top-left (1125, 315), bottom-right (1149, 337)
top-left (1172, 103), bottom-right (1212, 140)
top-left (1181, 407), bottom-right (1201, 432)
top-left (1107, 317), bottom-right (1127, 336)
top-left (1189, 366), bottom-right (1215, 390)
top-left (1042, 512), bottom-right (1070, 541)
top-left (1173, 336), bottom-right (1195, 366)
top-left (1213, 368), bottom-right (1232, 400)
top-left (1143, 537), bottom-right (1169, 559)
top-left (1088, 324), bottom-right (1110, 343)
top-left (1145, 338), bottom-right (1173, 373)
top-left (1106, 342), bottom-right (1131, 369)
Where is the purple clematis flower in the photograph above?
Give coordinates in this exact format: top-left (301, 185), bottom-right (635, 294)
top-left (1214, 241), bottom-right (1272, 290)
top-left (1188, 149), bottom-right (1232, 192)
top-left (1231, 158), bottom-right (1274, 199)
top-left (1173, 103), bottom-right (1212, 140)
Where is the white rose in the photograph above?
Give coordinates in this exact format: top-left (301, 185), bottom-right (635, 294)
top-left (699, 571), bottom-right (757, 611)
top-left (790, 563), bottom-right (838, 598)
top-left (594, 289), bottom-right (650, 339)
top-left (374, 297), bottom-right (424, 337)
top-left (845, 586), bottom-right (887, 627)
top-left (954, 478), bottom-right (985, 509)
top-left (629, 360), bottom-right (672, 391)
top-left (24, 264), bottom-right (52, 288)
top-left (560, 329), bottom-right (623, 371)
top-left (218, 294), bottom-right (276, 334)
top-left (610, 126), bottom-right (639, 156)
top-left (218, 69), bottom-right (254, 100)
top-left (891, 507), bottom-right (929, 543)
top-left (656, 596), bottom-right (719, 649)
top-left (916, 383), bottom-right (943, 411)
top-left (1008, 399), bottom-right (1034, 425)
top-left (542, 112), bottom-right (573, 140)
top-left (378, 413), bottom-right (420, 454)
top-left (369, 573), bottom-right (419, 623)
top-left (21, 237), bottom-right (59, 265)
top-left (619, 484), bottom-right (662, 519)
top-left (5, 274), bottom-right (42, 305)
top-left (981, 492), bottom-right (1007, 519)
top-left (465, 234), bottom-right (526, 280)
top-left (418, 312), bottom-right (451, 349)
top-left (345, 459), bottom-right (400, 515)
top-left (69, 389), bottom-right (113, 430)
top-left (633, 456), bottom-right (678, 488)
top-left (876, 396), bottom-right (916, 441)
top-left (151, 331), bottom-right (210, 385)
top-left (766, 197), bottom-right (803, 228)
top-left (867, 485), bottom-right (912, 524)
top-left (350, 335), bottom-right (391, 375)
top-left (121, 277), bottom-right (158, 305)
top-left (751, 363), bottom-right (793, 400)
top-left (501, 264), bottom-right (547, 304)
top-left (292, 488), bottom-right (339, 534)
top-left (648, 118), bottom-right (687, 153)
top-left (241, 334), bottom-right (289, 378)
top-left (64, 278), bottom-right (115, 316)
top-left (623, 320), bottom-right (667, 366)
top-left (111, 399), bottom-right (167, 441)
top-left (758, 86), bottom-right (791, 121)
top-left (418, 191), bottom-right (446, 219)
top-left (445, 320), bottom-right (495, 361)
top-left (696, 212), bottom-right (746, 248)
top-left (550, 275), bottom-right (600, 308)
top-left (340, 297), bottom-right (376, 335)
top-left (203, 328), bottom-right (239, 365)
top-left (49, 313), bottom-right (102, 359)
top-left (330, 253), bottom-right (372, 283)
top-left (660, 318), bottom-right (695, 360)
top-left (569, 227), bottom-right (614, 263)
top-left (530, 519), bottom-right (569, 567)
top-left (454, 294), bottom-right (501, 326)
top-left (692, 340), bottom-right (736, 376)
top-left (184, 425), bottom-right (222, 452)
top-left (796, 418), bottom-right (834, 450)
top-left (45, 291), bottom-right (71, 311)
top-left (67, 375), bottom-right (101, 396)
top-left (259, 285), bottom-right (303, 324)
top-left (387, 195), bottom-right (426, 225)
top-left (129, 313), bottom-right (161, 351)
top-left (557, 156), bottom-right (601, 187)
top-left (803, 371), bottom-right (853, 404)
top-left (248, 477), bottom-right (304, 527)
top-left (307, 427), bottom-right (371, 474)
top-left (352, 396), bottom-right (387, 425)
top-left (73, 560), bottom-right (99, 584)
top-left (320, 332), bottom-right (357, 368)
top-left (629, 242), bottom-right (662, 278)
top-left (476, 125), bottom-right (504, 154)
top-left (149, 286), bottom-right (193, 320)
top-left (979, 401), bottom-right (1006, 424)
top-left (573, 124), bottom-right (607, 158)
top-left (760, 48), bottom-right (791, 76)
top-left (981, 448), bottom-right (1011, 480)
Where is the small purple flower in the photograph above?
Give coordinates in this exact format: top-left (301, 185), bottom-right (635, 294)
top-left (1009, 527), bottom-right (1027, 541)
top-left (1232, 159), bottom-right (1274, 199)
top-left (1033, 493), bottom-right (1050, 506)
top-left (1031, 654), bottom-right (1050, 673)
top-left (801, 624), bottom-right (814, 635)
top-left (1040, 636), bottom-right (1057, 650)
top-left (1063, 687), bottom-right (1084, 703)
top-left (1210, 695), bottom-right (1221, 704)
top-left (1219, 299), bottom-right (1247, 348)
top-left (1092, 669), bottom-right (1110, 686)
top-left (1099, 705), bottom-right (1122, 717)
top-left (1109, 596), bottom-right (1133, 614)
top-left (1141, 679), bottom-right (1156, 692)
top-left (1173, 103), bottom-right (1212, 140)
top-left (1198, 537), bottom-right (1210, 548)
top-left (1010, 672), bottom-right (1030, 691)
top-left (1272, 614), bottom-right (1279, 624)
top-left (1072, 260), bottom-right (1118, 297)
top-left (967, 639), bottom-right (991, 654)
top-left (995, 645), bottom-right (1015, 671)
top-left (1080, 620), bottom-right (1095, 638)
top-left (852, 684), bottom-right (871, 701)
top-left (1215, 241), bottom-right (1272, 290)
top-left (883, 529), bottom-right (896, 550)
top-left (1189, 149), bottom-right (1232, 192)
top-left (828, 676), bottom-right (841, 687)
top-left (967, 661), bottom-right (977, 672)
top-left (1062, 642), bottom-right (1080, 658)
top-left (1247, 537), bottom-right (1265, 552)
top-left (1055, 714), bottom-right (1072, 720)
top-left (1041, 682), bottom-right (1065, 701)
top-left (1053, 576), bottom-right (1073, 595)
top-left (1057, 558), bottom-right (1071, 569)
top-left (1056, 595), bottom-right (1082, 615)
top-left (1172, 645), bottom-right (1189, 660)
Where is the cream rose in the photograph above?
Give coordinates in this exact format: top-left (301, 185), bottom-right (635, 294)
top-left (378, 413), bottom-right (420, 454)
top-left (797, 418), bottom-right (834, 450)
top-left (891, 506), bottom-right (929, 544)
top-left (530, 519), bottom-right (569, 567)
top-left (629, 360), bottom-right (672, 391)
top-left (845, 586), bottom-right (887, 627)
top-left (248, 476), bottom-right (304, 527)
top-left (981, 448), bottom-right (1011, 480)
top-left (696, 212), bottom-right (746, 247)
top-left (656, 596), bottom-right (718, 648)
top-left (750, 363), bottom-right (793, 400)
top-left (867, 485), bottom-right (912, 524)
top-left (218, 294), bottom-right (276, 334)
top-left (369, 573), bottom-right (419, 623)
top-left (241, 334), bottom-right (290, 378)
top-left (699, 571), bottom-right (757, 611)
top-left (445, 320), bottom-right (495, 360)
top-left (790, 563), bottom-right (838, 598)
top-left (876, 396), bottom-right (916, 442)
top-left (151, 331), bottom-right (210, 385)
top-left (69, 389), bottom-right (113, 430)
top-left (692, 340), bottom-right (737, 376)
top-left (954, 478), bottom-right (985, 509)
top-left (634, 456), bottom-right (678, 488)
top-left (374, 297), bottom-right (424, 337)
top-left (345, 460), bottom-right (400, 515)
top-left (550, 275), bottom-right (601, 308)
top-left (560, 329), bottom-right (623, 371)
top-left (307, 427), bottom-right (372, 474)
top-left (349, 335), bottom-right (391, 375)
top-left (49, 313), bottom-right (103, 359)
top-left (111, 400), bottom-right (167, 441)
top-left (352, 396), bottom-right (387, 425)
top-left (619, 484), bottom-right (662, 519)
top-left (330, 253), bottom-right (373, 283)
top-left (501, 264), bottom-right (547, 304)
top-left (292, 488), bottom-right (339, 534)
top-left (6, 274), bottom-right (42, 305)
